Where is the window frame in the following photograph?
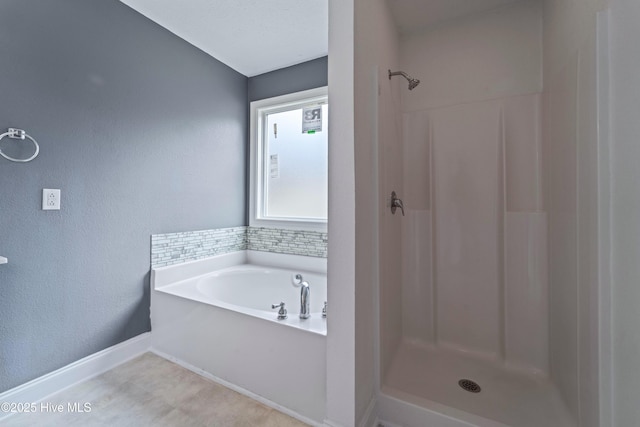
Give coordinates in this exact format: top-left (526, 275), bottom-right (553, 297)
top-left (249, 86), bottom-right (329, 232)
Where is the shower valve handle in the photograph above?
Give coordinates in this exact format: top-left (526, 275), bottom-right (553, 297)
top-left (390, 191), bottom-right (405, 216)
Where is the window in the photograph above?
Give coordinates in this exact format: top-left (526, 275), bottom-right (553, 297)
top-left (249, 87), bottom-right (328, 231)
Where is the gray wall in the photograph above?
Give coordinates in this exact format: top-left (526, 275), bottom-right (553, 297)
top-left (0, 0), bottom-right (247, 392)
top-left (248, 56), bottom-right (328, 102)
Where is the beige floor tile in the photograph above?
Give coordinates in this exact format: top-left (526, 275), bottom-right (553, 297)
top-left (108, 353), bottom-right (176, 385)
top-left (2, 411), bottom-right (66, 427)
top-left (2, 353), bottom-right (311, 427)
top-left (154, 408), bottom-right (207, 427)
top-left (53, 374), bottom-right (121, 408)
top-left (216, 397), bottom-right (272, 427)
top-left (46, 409), bottom-right (104, 427)
top-left (96, 381), bottom-right (174, 425)
top-left (177, 383), bottom-right (245, 426)
top-left (138, 364), bottom-right (213, 407)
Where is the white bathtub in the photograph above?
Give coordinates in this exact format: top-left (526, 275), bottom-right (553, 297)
top-left (157, 261), bottom-right (327, 335)
top-left (151, 250), bottom-right (327, 424)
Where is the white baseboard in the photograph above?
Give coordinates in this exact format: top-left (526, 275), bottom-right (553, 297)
top-left (150, 349), bottom-right (323, 427)
top-left (0, 332), bottom-right (151, 421)
top-left (323, 420), bottom-right (346, 427)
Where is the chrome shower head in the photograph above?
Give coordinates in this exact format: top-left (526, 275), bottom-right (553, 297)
top-left (388, 70), bottom-right (421, 90)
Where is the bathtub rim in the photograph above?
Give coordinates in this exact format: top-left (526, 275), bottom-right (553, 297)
top-left (152, 250), bottom-right (326, 289)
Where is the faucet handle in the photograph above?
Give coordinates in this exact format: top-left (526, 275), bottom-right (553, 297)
top-left (292, 273), bottom-right (304, 286)
top-left (391, 191), bottom-right (405, 216)
top-left (292, 273), bottom-right (310, 289)
top-left (271, 302), bottom-right (288, 320)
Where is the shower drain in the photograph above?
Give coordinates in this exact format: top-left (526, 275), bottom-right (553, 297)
top-left (458, 379), bottom-right (481, 393)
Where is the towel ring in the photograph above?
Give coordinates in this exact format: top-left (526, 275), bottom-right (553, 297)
top-left (0, 128), bottom-right (40, 163)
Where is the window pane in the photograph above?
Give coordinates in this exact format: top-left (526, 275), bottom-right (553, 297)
top-left (264, 104), bottom-right (328, 220)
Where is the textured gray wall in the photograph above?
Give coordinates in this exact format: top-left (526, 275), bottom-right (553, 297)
top-left (0, 0), bottom-right (247, 392)
top-left (248, 56), bottom-right (328, 102)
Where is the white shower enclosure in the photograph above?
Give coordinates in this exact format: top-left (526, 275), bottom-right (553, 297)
top-left (372, 1), bottom-right (605, 426)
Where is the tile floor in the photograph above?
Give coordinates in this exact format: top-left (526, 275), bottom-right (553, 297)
top-left (3, 352), bottom-right (309, 427)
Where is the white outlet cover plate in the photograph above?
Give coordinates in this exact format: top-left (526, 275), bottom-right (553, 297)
top-left (42, 189), bottom-right (61, 210)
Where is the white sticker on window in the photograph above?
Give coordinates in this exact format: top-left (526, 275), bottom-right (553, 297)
top-left (302, 106), bottom-right (322, 134)
top-left (270, 154), bottom-right (279, 179)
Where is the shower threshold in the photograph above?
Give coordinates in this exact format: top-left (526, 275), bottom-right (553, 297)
top-left (380, 342), bottom-right (575, 427)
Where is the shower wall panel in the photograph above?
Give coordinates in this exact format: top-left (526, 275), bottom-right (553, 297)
top-left (379, 68), bottom-right (405, 376)
top-left (431, 101), bottom-right (502, 356)
top-left (401, 94), bottom-right (548, 372)
top-left (401, 111), bottom-right (433, 344)
top-left (504, 94), bottom-right (543, 212)
top-left (505, 212), bottom-right (549, 373)
top-left (401, 209), bottom-right (433, 343)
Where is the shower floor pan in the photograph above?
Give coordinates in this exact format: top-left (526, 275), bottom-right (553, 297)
top-left (380, 342), bottom-right (575, 427)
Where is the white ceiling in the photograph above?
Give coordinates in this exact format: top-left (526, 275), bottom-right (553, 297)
top-left (119, 1), bottom-right (533, 75)
top-left (119, 0), bottom-right (328, 77)
top-left (387, 0), bottom-right (528, 34)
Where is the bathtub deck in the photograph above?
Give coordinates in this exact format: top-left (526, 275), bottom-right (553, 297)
top-left (383, 342), bottom-right (575, 427)
top-left (3, 353), bottom-right (308, 427)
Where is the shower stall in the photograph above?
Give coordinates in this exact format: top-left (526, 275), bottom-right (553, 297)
top-left (368, 1), bottom-right (607, 426)
top-left (378, 82), bottom-right (565, 427)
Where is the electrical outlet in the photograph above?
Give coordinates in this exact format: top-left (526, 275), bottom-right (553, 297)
top-left (42, 189), bottom-right (61, 210)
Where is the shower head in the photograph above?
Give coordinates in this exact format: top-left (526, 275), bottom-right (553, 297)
top-left (388, 70), bottom-right (420, 90)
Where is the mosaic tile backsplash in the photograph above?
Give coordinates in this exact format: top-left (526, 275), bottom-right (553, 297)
top-left (151, 226), bottom-right (327, 268)
top-left (247, 227), bottom-right (328, 258)
top-left (151, 227), bottom-right (247, 268)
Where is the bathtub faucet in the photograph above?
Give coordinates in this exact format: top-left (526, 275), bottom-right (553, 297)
top-left (293, 274), bottom-right (311, 319)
